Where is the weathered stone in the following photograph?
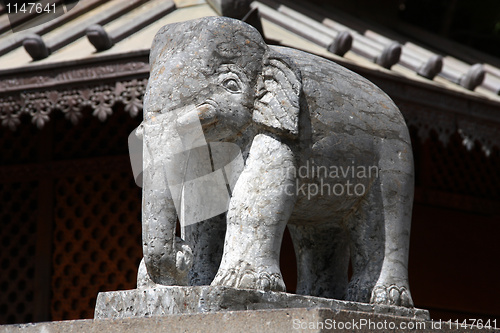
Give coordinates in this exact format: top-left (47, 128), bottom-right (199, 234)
top-left (3, 308), bottom-right (497, 333)
top-left (94, 286), bottom-right (429, 320)
top-left (129, 15), bottom-right (416, 312)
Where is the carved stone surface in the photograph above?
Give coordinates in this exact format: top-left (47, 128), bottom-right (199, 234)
top-left (131, 16), bottom-right (416, 311)
top-left (94, 286), bottom-right (430, 320)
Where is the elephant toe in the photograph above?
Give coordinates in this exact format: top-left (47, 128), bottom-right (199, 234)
top-left (370, 284), bottom-right (414, 307)
top-left (211, 267), bottom-right (286, 292)
top-left (254, 272), bottom-right (286, 292)
top-left (268, 272), bottom-right (286, 292)
top-left (211, 268), bottom-right (238, 288)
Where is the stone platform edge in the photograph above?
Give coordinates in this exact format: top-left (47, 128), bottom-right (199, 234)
top-left (2, 308), bottom-right (499, 333)
top-left (94, 286), bottom-right (429, 320)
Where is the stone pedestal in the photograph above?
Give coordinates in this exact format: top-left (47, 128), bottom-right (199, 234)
top-left (94, 286), bottom-right (429, 320)
top-left (2, 308), bottom-right (498, 333)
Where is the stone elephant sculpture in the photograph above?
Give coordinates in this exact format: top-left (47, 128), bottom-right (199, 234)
top-left (134, 16), bottom-right (414, 307)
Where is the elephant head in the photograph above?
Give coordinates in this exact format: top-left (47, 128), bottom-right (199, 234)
top-left (139, 17), bottom-right (303, 285)
top-left (144, 16), bottom-right (302, 142)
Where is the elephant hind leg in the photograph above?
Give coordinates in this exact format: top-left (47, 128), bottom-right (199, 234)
top-left (345, 190), bottom-right (385, 303)
top-left (288, 223), bottom-right (349, 299)
top-left (182, 214), bottom-right (226, 286)
top-left (347, 140), bottom-right (414, 307)
top-left (369, 170), bottom-right (414, 306)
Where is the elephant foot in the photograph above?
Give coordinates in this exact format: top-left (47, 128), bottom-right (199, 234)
top-left (370, 284), bottom-right (414, 307)
top-left (211, 266), bottom-right (286, 292)
top-left (345, 276), bottom-right (372, 304)
top-left (137, 258), bottom-right (156, 289)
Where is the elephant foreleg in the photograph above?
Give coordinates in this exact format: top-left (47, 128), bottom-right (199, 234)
top-left (211, 134), bottom-right (297, 292)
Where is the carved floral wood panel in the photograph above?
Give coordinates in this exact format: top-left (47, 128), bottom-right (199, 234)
top-left (0, 78), bottom-right (147, 130)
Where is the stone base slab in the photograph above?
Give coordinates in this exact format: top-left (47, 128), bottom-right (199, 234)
top-left (94, 286), bottom-right (429, 320)
top-left (2, 308), bottom-right (498, 333)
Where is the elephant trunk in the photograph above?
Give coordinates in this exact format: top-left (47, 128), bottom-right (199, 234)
top-left (141, 112), bottom-right (194, 285)
top-left (142, 184), bottom-right (193, 286)
top-left (140, 102), bottom-right (222, 285)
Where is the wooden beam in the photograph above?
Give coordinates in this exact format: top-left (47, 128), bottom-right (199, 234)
top-left (86, 0), bottom-right (176, 52)
top-left (0, 0), bottom-right (105, 56)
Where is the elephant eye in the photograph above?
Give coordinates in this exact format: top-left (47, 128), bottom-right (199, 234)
top-left (222, 78), bottom-right (241, 93)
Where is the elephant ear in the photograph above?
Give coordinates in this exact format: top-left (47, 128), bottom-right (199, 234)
top-left (253, 51), bottom-right (302, 138)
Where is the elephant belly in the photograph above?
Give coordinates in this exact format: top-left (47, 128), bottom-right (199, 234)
top-left (289, 133), bottom-right (379, 225)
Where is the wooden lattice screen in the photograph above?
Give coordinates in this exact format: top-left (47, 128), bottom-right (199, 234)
top-left (1, 122), bottom-right (41, 324)
top-left (424, 132), bottom-right (500, 200)
top-left (51, 172), bottom-right (141, 321)
top-left (50, 107), bottom-right (143, 322)
top-left (409, 124), bottom-right (500, 212)
top-left (0, 181), bottom-right (38, 324)
top-left (0, 104), bottom-right (143, 324)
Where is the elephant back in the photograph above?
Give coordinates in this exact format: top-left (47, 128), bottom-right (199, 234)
top-left (270, 46), bottom-right (409, 145)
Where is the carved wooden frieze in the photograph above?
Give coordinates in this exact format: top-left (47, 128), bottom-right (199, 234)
top-left (0, 96), bottom-right (22, 130)
top-left (395, 98), bottom-right (500, 156)
top-left (0, 76), bottom-right (148, 130)
top-left (0, 55), bottom-right (148, 130)
top-left (0, 79), bottom-right (147, 130)
top-left (0, 57), bottom-right (149, 92)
